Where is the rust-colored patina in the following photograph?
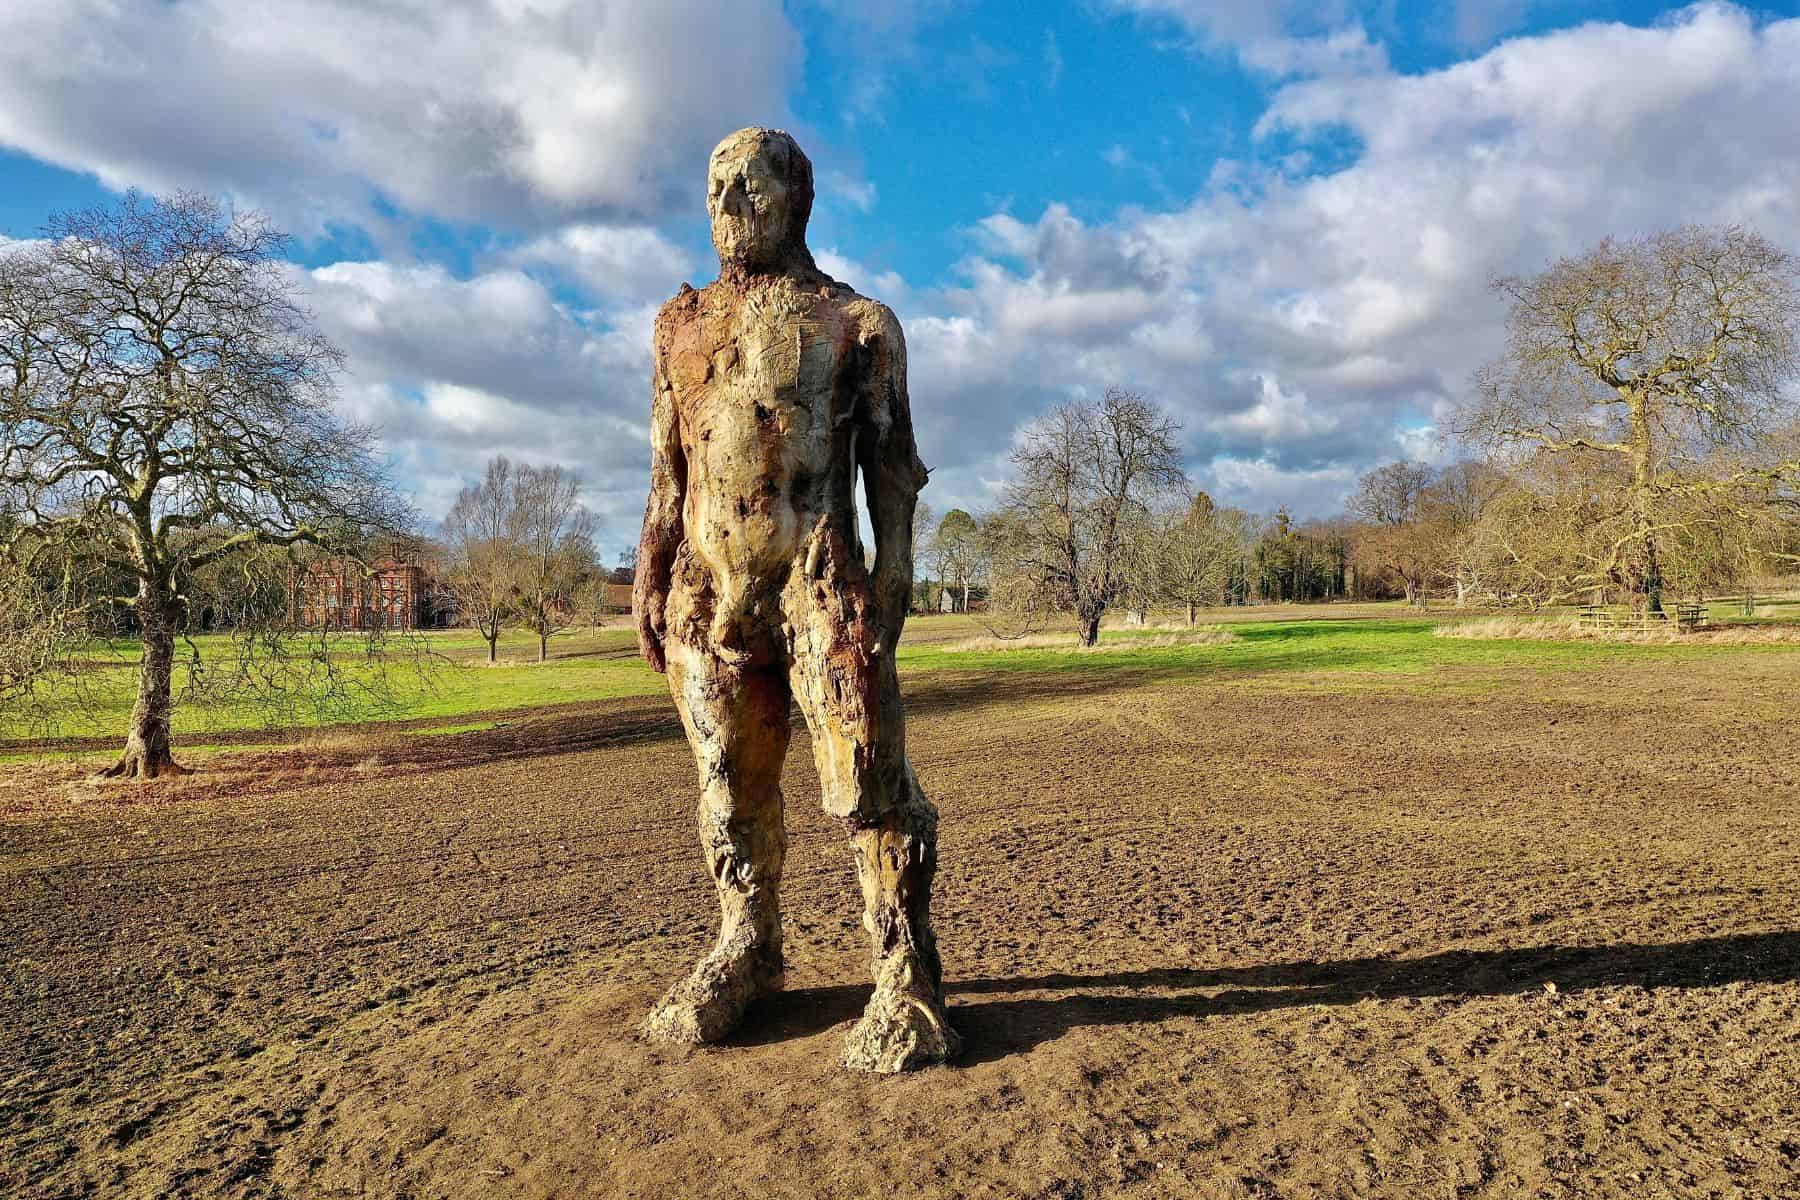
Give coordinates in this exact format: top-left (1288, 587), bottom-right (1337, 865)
top-left (633, 127), bottom-right (954, 1072)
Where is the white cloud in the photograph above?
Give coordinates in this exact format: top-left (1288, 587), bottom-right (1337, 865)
top-left (1109, 0), bottom-right (1385, 80)
top-left (1395, 424), bottom-right (1450, 465)
top-left (1237, 27), bottom-right (1389, 78)
top-left (0, 0), bottom-right (800, 233)
top-left (303, 261), bottom-right (609, 408)
top-left (14, 2), bottom-right (1799, 538)
top-left (821, 170), bottom-right (879, 213)
top-left (514, 224), bottom-right (695, 304)
top-left (1206, 456), bottom-right (1359, 515)
top-left (296, 258), bottom-right (656, 550)
top-left (814, 249), bottom-right (909, 304)
top-left (896, 4), bottom-right (1800, 519)
top-left (1213, 375), bottom-right (1339, 442)
top-left (1109, 0), bottom-right (1358, 46)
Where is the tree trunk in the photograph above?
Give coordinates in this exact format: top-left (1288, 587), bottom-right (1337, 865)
top-left (1078, 612), bottom-right (1101, 646)
top-left (961, 578), bottom-right (970, 614)
top-left (101, 587), bottom-right (187, 780)
top-left (1628, 395), bottom-right (1665, 614)
top-left (1186, 601), bottom-right (1196, 626)
top-left (538, 632), bottom-right (548, 663)
top-left (486, 628), bottom-right (499, 664)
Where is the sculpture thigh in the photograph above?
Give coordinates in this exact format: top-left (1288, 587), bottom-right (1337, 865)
top-left (662, 633), bottom-right (791, 973)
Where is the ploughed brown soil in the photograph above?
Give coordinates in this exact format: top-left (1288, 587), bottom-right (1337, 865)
top-left (3, 651), bottom-right (1799, 1199)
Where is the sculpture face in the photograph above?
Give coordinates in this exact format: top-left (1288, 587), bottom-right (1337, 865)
top-left (706, 129), bottom-right (810, 272)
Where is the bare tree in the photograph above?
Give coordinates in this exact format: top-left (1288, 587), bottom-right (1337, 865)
top-left (1350, 461), bottom-right (1439, 607)
top-left (990, 389), bottom-right (1186, 645)
top-left (909, 498), bottom-right (936, 612)
top-left (0, 192), bottom-right (402, 777)
top-left (509, 462), bottom-right (596, 663)
top-left (1460, 226), bottom-right (1800, 611)
top-left (1431, 461), bottom-right (1508, 605)
top-left (441, 456), bottom-right (519, 664)
top-left (0, 533), bottom-right (89, 717)
top-left (572, 574), bottom-right (616, 634)
top-left (935, 507), bottom-right (980, 613)
top-left (1159, 491), bottom-right (1245, 623)
top-left (1459, 451), bottom-right (1623, 608)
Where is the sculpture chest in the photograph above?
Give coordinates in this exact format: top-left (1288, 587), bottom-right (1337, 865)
top-left (667, 287), bottom-right (859, 483)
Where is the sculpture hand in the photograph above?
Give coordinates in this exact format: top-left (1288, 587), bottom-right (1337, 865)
top-left (636, 587), bottom-right (668, 673)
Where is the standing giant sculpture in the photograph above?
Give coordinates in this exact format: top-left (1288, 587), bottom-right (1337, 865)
top-left (634, 127), bottom-right (958, 1073)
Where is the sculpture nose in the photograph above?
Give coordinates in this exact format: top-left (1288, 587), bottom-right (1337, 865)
top-left (720, 176), bottom-right (751, 218)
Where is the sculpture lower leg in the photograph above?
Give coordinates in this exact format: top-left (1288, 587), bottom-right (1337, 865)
top-left (841, 767), bottom-right (960, 1073)
top-left (643, 784), bottom-right (786, 1043)
top-left (644, 647), bottom-right (790, 1045)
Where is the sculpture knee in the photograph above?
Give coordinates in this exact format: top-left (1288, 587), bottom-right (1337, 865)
top-left (698, 778), bottom-right (786, 893)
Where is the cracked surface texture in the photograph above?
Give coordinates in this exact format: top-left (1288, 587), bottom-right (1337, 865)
top-left (633, 127), bottom-right (953, 1071)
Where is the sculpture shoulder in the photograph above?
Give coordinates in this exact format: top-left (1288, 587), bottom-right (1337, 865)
top-left (652, 285), bottom-right (705, 349)
top-left (841, 292), bottom-right (905, 347)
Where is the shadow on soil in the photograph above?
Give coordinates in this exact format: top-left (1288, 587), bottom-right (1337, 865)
top-left (740, 931), bottom-right (1800, 1065)
top-left (1, 666), bottom-right (1190, 774)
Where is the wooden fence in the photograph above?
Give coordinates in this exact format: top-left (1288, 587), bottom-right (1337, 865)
top-left (1577, 604), bottom-right (1709, 632)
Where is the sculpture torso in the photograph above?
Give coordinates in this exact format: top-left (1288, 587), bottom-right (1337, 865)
top-left (655, 271), bottom-right (893, 656)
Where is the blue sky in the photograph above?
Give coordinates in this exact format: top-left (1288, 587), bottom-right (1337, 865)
top-left (3, 0), bottom-right (1799, 558)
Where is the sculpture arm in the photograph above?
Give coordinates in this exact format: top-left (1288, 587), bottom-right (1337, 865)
top-left (634, 348), bottom-right (684, 673)
top-left (856, 305), bottom-right (930, 647)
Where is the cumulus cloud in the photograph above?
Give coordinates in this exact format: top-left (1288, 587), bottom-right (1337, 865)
top-left (900, 4), bottom-right (1800, 517)
top-left (1236, 27), bottom-right (1389, 78)
top-left (12, 2), bottom-right (1798, 538)
top-left (1109, 0), bottom-right (1388, 79)
top-left (513, 224), bottom-right (696, 305)
top-left (0, 0), bottom-right (800, 233)
top-left (296, 258), bottom-right (656, 549)
top-left (814, 249), bottom-right (910, 306)
top-left (1109, 0), bottom-right (1360, 46)
top-left (1206, 456), bottom-right (1359, 516)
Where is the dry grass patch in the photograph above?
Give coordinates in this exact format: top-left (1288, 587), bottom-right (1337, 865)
top-left (1436, 614), bottom-right (1800, 644)
top-left (297, 729), bottom-right (378, 754)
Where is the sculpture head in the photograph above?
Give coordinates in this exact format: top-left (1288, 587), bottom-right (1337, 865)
top-left (707, 127), bottom-right (815, 275)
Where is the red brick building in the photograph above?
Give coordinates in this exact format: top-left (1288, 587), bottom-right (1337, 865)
top-left (293, 556), bottom-right (438, 630)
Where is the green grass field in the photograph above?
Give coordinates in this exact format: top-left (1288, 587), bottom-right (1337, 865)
top-left (6, 598), bottom-right (1799, 759)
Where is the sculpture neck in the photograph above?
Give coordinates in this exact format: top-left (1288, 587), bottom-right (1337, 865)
top-left (716, 247), bottom-right (823, 291)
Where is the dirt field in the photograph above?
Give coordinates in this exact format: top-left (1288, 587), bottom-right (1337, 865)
top-left (3, 630), bottom-right (1799, 1198)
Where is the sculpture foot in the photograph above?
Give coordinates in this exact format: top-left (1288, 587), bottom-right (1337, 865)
top-left (643, 944), bottom-right (783, 1045)
top-left (842, 983), bottom-right (960, 1073)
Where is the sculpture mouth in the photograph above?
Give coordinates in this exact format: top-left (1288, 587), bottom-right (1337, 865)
top-left (714, 210), bottom-right (781, 263)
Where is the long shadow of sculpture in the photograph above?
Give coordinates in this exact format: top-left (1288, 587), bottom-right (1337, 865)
top-left (734, 931), bottom-right (1800, 1064)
